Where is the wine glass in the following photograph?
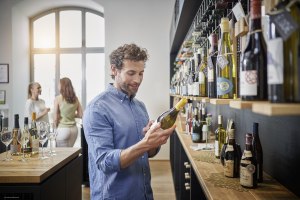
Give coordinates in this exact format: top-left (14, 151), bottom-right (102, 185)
top-left (47, 122), bottom-right (57, 156)
top-left (202, 124), bottom-right (212, 150)
top-left (0, 128), bottom-right (13, 161)
top-left (17, 128), bottom-right (29, 162)
top-left (37, 121), bottom-right (49, 160)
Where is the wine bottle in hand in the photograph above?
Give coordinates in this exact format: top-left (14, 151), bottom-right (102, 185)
top-left (156, 98), bottom-right (188, 130)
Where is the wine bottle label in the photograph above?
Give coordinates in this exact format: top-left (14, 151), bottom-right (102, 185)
top-left (217, 77), bottom-right (233, 95)
top-left (193, 82), bottom-right (200, 96)
top-left (32, 138), bottom-right (39, 153)
top-left (242, 150), bottom-right (253, 159)
top-left (232, 2), bottom-right (246, 21)
top-left (240, 70), bottom-right (257, 96)
top-left (187, 84), bottom-right (193, 96)
top-left (181, 85), bottom-right (187, 96)
top-left (267, 38), bottom-right (284, 84)
top-left (225, 144), bottom-right (234, 152)
top-left (207, 56), bottom-right (214, 69)
top-left (224, 159), bottom-right (234, 177)
top-left (240, 165), bottom-right (254, 187)
top-left (199, 72), bottom-right (205, 84)
top-left (270, 10), bottom-right (299, 41)
top-left (10, 144), bottom-right (18, 154)
top-left (207, 68), bottom-right (214, 82)
top-left (215, 140), bottom-right (219, 156)
top-left (217, 55), bottom-right (229, 69)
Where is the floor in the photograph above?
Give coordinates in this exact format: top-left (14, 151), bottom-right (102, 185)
top-left (82, 160), bottom-right (176, 200)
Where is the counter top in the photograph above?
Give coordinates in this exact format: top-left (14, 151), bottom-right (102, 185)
top-left (0, 147), bottom-right (81, 184)
top-left (176, 119), bottom-right (299, 200)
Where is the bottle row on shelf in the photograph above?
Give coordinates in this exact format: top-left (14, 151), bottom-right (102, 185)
top-left (171, 0), bottom-right (300, 107)
top-left (170, 94), bottom-right (300, 116)
top-left (178, 97), bottom-right (263, 189)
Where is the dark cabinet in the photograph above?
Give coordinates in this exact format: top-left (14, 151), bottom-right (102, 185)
top-left (0, 155), bottom-right (82, 200)
top-left (170, 132), bottom-right (206, 200)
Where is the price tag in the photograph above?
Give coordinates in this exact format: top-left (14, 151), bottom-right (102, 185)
top-left (217, 55), bottom-right (229, 69)
top-left (207, 56), bottom-right (214, 69)
top-left (270, 10), bottom-right (299, 41)
top-left (232, 2), bottom-right (246, 22)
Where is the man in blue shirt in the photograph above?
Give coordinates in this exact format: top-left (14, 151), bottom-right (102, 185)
top-left (83, 43), bottom-right (176, 200)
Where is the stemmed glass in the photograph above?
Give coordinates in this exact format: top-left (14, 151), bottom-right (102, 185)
top-left (47, 123), bottom-right (58, 156)
top-left (17, 127), bottom-right (30, 162)
top-left (0, 128), bottom-right (13, 161)
top-left (202, 124), bottom-right (212, 150)
top-left (37, 121), bottom-right (49, 160)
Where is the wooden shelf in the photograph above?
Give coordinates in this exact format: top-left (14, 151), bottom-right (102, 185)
top-left (210, 98), bottom-right (232, 105)
top-left (252, 102), bottom-right (300, 116)
top-left (171, 95), bottom-right (300, 116)
top-left (175, 118), bottom-right (298, 200)
top-left (229, 100), bottom-right (254, 109)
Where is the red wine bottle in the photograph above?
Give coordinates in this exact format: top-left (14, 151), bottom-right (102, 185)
top-left (240, 133), bottom-right (257, 188)
top-left (240, 0), bottom-right (268, 101)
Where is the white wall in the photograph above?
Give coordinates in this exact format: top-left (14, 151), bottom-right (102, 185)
top-left (97, 0), bottom-right (174, 159)
top-left (0, 0), bottom-right (175, 160)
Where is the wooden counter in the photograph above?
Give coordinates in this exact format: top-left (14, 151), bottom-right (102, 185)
top-left (175, 122), bottom-right (299, 200)
top-left (0, 147), bottom-right (81, 183)
top-left (0, 148), bottom-right (82, 200)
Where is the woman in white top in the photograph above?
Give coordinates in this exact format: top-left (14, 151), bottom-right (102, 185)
top-left (24, 82), bottom-right (50, 124)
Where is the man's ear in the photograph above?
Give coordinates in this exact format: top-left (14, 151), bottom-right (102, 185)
top-left (111, 65), bottom-right (117, 76)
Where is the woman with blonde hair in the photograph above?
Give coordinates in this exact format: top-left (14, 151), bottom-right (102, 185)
top-left (24, 82), bottom-right (50, 124)
top-left (54, 77), bottom-right (83, 147)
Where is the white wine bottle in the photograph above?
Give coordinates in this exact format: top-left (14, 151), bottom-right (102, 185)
top-left (217, 17), bottom-right (236, 99)
top-left (215, 115), bottom-right (226, 159)
top-left (30, 112), bottom-right (39, 155)
top-left (156, 98), bottom-right (188, 130)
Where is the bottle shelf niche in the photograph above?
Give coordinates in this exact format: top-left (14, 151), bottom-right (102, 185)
top-left (170, 94), bottom-right (300, 116)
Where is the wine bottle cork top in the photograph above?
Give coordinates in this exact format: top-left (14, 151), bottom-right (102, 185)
top-left (220, 17), bottom-right (229, 33)
top-left (32, 112), bottom-right (36, 120)
top-left (175, 98), bottom-right (188, 110)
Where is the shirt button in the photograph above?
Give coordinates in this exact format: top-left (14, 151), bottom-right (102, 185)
top-left (142, 156), bottom-right (144, 159)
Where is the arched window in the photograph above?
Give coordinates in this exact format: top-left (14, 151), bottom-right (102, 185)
top-left (30, 7), bottom-right (105, 110)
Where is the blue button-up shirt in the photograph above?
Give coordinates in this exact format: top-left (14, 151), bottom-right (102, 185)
top-left (83, 84), bottom-right (154, 200)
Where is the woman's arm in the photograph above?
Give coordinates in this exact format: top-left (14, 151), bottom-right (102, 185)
top-left (53, 96), bottom-right (60, 127)
top-left (36, 100), bottom-right (50, 121)
top-left (76, 100), bottom-right (83, 118)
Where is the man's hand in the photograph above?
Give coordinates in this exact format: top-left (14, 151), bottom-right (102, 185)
top-left (144, 121), bottom-right (176, 148)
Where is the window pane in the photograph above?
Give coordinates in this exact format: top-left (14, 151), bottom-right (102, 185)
top-left (33, 54), bottom-right (56, 109)
top-left (60, 11), bottom-right (82, 48)
top-left (86, 53), bottom-right (105, 103)
top-left (33, 13), bottom-right (55, 48)
top-left (60, 54), bottom-right (82, 102)
top-left (86, 12), bottom-right (105, 47)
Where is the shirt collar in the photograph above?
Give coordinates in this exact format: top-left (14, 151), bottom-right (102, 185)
top-left (107, 83), bottom-right (133, 102)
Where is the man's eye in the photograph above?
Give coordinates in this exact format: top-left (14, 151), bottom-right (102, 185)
top-left (128, 72), bottom-right (135, 76)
